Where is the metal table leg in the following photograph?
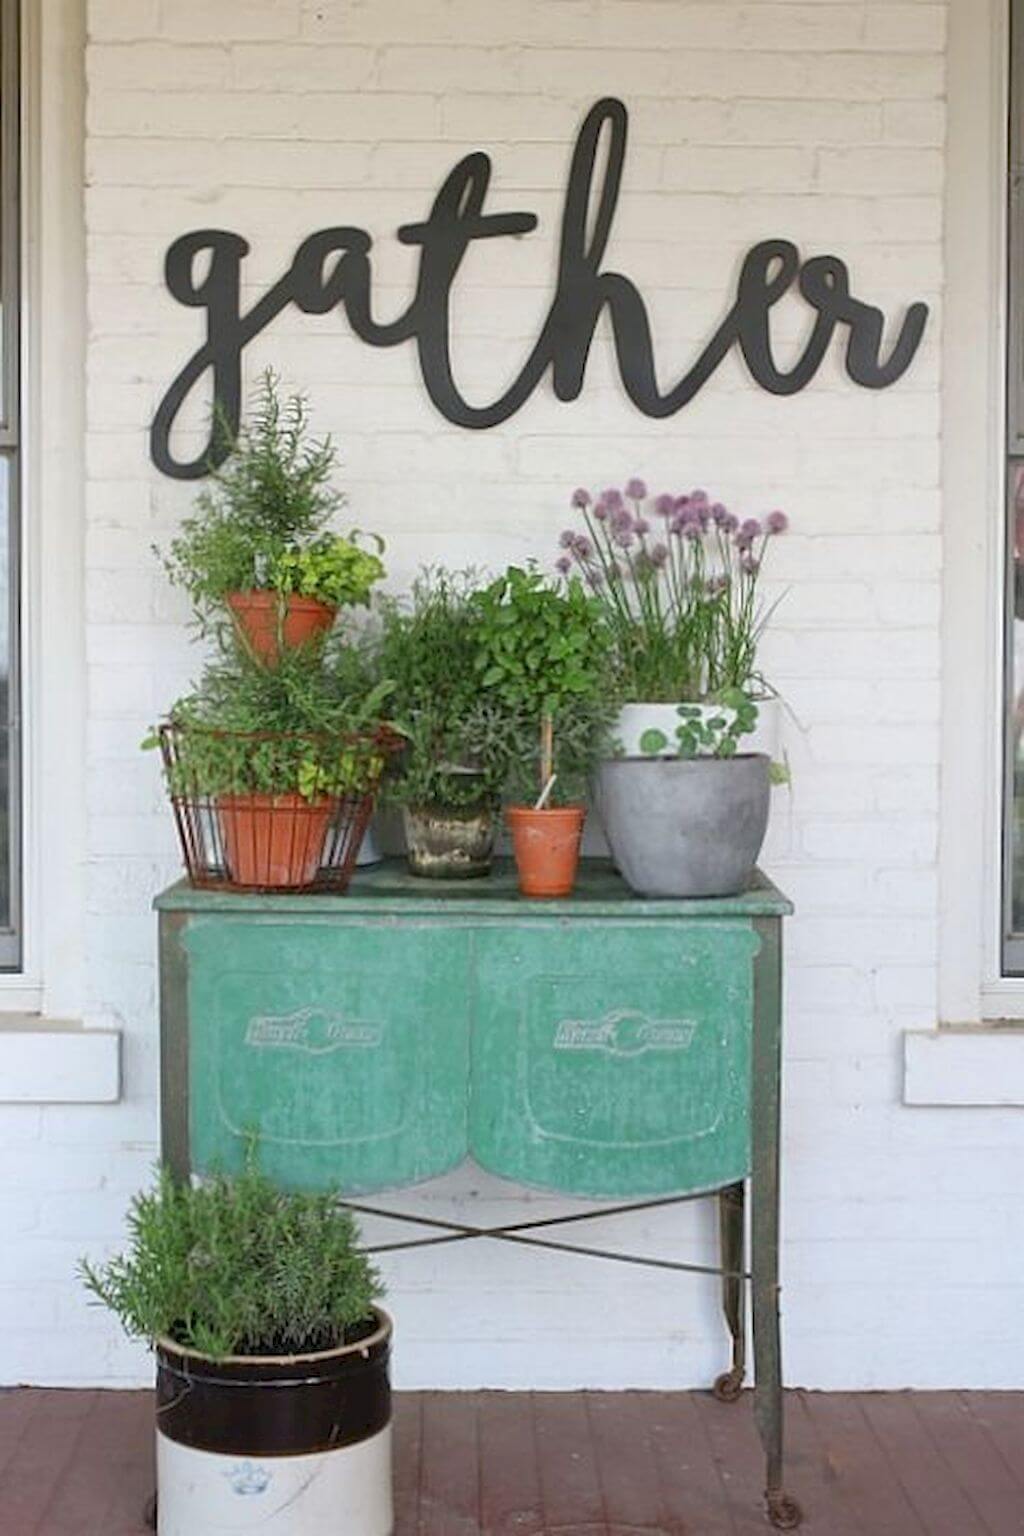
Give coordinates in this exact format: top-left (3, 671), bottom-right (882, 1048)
top-left (714, 1180), bottom-right (746, 1402)
top-left (751, 919), bottom-right (802, 1530)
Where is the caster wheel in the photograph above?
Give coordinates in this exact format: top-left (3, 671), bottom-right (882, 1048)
top-left (143, 1491), bottom-right (157, 1530)
top-left (712, 1368), bottom-right (744, 1403)
top-left (765, 1490), bottom-right (803, 1529)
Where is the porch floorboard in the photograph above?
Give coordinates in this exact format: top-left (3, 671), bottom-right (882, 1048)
top-left (0, 1387), bottom-right (1021, 1534)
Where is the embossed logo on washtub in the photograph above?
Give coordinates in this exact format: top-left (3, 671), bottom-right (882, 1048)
top-left (245, 1007), bottom-right (383, 1054)
top-left (553, 1008), bottom-right (696, 1057)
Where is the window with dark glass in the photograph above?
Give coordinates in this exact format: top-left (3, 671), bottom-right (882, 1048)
top-left (0, 0), bottom-right (19, 969)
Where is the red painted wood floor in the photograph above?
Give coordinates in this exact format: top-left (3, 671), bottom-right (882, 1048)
top-left (0, 1387), bottom-right (1021, 1534)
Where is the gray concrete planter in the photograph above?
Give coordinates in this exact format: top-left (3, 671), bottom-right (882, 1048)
top-left (596, 754), bottom-right (771, 897)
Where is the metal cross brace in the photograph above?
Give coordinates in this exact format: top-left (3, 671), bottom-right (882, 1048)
top-left (347, 1187), bottom-right (751, 1281)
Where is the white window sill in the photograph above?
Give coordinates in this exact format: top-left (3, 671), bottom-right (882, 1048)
top-left (903, 1025), bottom-right (1024, 1107)
top-left (0, 1016), bottom-right (121, 1103)
top-left (0, 976), bottom-right (44, 1013)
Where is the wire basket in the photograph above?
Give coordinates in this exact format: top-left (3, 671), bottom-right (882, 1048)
top-left (158, 722), bottom-right (403, 894)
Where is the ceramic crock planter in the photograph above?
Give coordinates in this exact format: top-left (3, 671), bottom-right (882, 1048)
top-left (226, 590), bottom-right (337, 664)
top-left (403, 801), bottom-right (496, 879)
top-left (155, 1308), bottom-right (393, 1536)
top-left (506, 804), bottom-right (586, 897)
top-left (597, 753), bottom-right (771, 898)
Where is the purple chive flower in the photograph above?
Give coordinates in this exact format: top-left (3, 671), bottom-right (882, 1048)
top-left (741, 554), bottom-right (761, 577)
top-left (559, 529), bottom-right (576, 549)
top-left (571, 487), bottom-right (591, 509)
top-left (612, 527), bottom-right (635, 549)
top-left (740, 517), bottom-right (762, 540)
top-left (719, 511), bottom-right (738, 534)
top-left (593, 498), bottom-right (609, 521)
top-left (765, 509), bottom-right (789, 535)
top-left (555, 555), bottom-right (572, 575)
top-left (682, 522), bottom-right (702, 541)
top-left (625, 476), bottom-right (647, 501)
top-left (650, 542), bottom-right (669, 568)
top-left (634, 516), bottom-right (650, 536)
top-left (611, 504), bottom-right (634, 535)
top-left (602, 487), bottom-right (624, 511)
top-left (674, 495), bottom-right (691, 513)
top-left (572, 534), bottom-right (594, 560)
top-left (690, 488), bottom-right (708, 503)
top-left (711, 502), bottom-right (729, 526)
top-left (654, 492), bottom-right (675, 518)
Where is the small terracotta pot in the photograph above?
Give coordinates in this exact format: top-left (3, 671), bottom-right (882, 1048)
top-left (226, 591), bottom-right (337, 664)
top-left (218, 793), bottom-right (335, 888)
top-left (506, 805), bottom-right (586, 898)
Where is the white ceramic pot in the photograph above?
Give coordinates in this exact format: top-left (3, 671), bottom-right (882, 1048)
top-left (156, 1309), bottom-right (393, 1536)
top-left (612, 698), bottom-right (780, 761)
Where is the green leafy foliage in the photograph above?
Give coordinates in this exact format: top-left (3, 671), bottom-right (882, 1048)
top-left (79, 1152), bottom-right (382, 1359)
top-left (157, 371), bottom-right (371, 629)
top-left (472, 566), bottom-right (615, 804)
top-left (473, 566), bottom-right (612, 716)
top-left (273, 532), bottom-right (385, 608)
top-left (672, 688), bottom-right (759, 759)
top-left (147, 641), bottom-right (395, 799)
top-left (376, 569), bottom-right (507, 809)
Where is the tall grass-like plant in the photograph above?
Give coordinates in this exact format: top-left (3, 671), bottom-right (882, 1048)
top-left (555, 481), bottom-right (788, 703)
top-left (79, 1154), bottom-right (382, 1359)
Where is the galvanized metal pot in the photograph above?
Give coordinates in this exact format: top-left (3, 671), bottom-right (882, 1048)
top-left (403, 802), bottom-right (496, 879)
top-left (596, 754), bottom-right (771, 898)
top-left (155, 1308), bottom-right (393, 1536)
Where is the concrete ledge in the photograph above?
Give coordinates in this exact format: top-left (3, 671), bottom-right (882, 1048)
top-left (0, 1018), bottom-right (121, 1103)
top-left (903, 1026), bottom-right (1024, 1107)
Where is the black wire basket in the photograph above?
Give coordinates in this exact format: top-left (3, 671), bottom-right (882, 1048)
top-left (158, 722), bottom-right (403, 894)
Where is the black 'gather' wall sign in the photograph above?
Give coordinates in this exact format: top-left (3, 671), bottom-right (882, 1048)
top-left (151, 97), bottom-right (930, 479)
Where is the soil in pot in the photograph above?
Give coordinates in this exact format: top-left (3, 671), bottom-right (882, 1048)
top-left (227, 590), bottom-right (337, 664)
top-left (218, 792), bottom-right (335, 888)
top-left (403, 802), bottom-right (496, 879)
top-left (155, 1306), bottom-right (392, 1536)
top-left (506, 805), bottom-right (585, 898)
top-left (596, 754), bottom-right (770, 898)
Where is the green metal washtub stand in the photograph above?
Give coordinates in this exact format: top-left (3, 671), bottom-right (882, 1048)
top-left (156, 859), bottom-right (802, 1529)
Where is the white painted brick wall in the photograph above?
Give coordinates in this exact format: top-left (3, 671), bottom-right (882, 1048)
top-left (7, 0), bottom-right (1021, 1393)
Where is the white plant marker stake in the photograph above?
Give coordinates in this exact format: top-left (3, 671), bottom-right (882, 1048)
top-left (534, 774), bottom-right (557, 811)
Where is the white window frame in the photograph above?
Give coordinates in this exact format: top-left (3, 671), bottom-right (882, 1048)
top-left (0, 0), bottom-right (87, 1016)
top-left (941, 0), bottom-right (1024, 1020)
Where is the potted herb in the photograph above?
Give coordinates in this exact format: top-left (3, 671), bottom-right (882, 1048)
top-left (151, 644), bottom-right (397, 891)
top-left (474, 565), bottom-right (613, 898)
top-left (80, 1153), bottom-right (392, 1536)
top-left (159, 371), bottom-right (384, 662)
top-left (377, 569), bottom-right (506, 879)
top-left (557, 481), bottom-right (787, 896)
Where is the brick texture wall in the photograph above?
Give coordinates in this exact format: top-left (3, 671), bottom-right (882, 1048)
top-left (5, 0), bottom-right (1017, 1391)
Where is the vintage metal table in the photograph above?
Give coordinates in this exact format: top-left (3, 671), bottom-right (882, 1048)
top-left (155, 859), bottom-right (801, 1528)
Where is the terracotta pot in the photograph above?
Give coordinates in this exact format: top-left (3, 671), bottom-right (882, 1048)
top-left (218, 793), bottom-right (335, 889)
top-left (226, 591), bottom-right (337, 664)
top-left (155, 1307), bottom-right (392, 1535)
top-left (506, 805), bottom-right (586, 898)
